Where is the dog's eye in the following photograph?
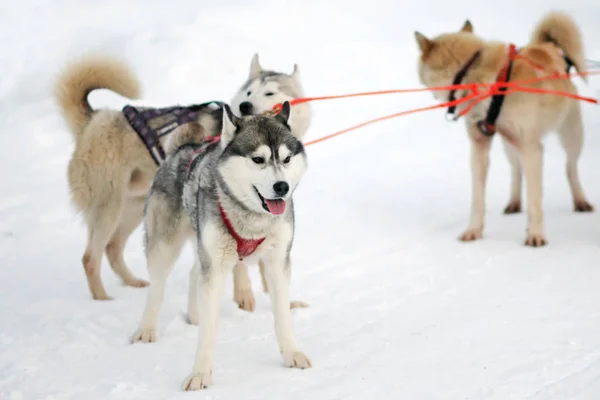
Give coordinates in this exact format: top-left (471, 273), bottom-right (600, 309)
top-left (251, 157), bottom-right (265, 164)
top-left (247, 91), bottom-right (252, 96)
top-left (283, 155), bottom-right (291, 164)
top-left (265, 92), bottom-right (275, 97)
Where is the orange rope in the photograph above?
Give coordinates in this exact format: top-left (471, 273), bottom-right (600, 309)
top-left (304, 90), bottom-right (482, 146)
top-left (281, 68), bottom-right (600, 147)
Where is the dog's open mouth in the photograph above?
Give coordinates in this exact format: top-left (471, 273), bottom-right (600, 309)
top-left (254, 187), bottom-right (286, 215)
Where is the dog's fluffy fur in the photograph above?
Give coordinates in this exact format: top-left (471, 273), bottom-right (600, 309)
top-left (56, 56), bottom-right (157, 300)
top-left (415, 11), bottom-right (593, 246)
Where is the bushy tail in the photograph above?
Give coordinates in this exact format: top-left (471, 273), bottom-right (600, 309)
top-left (164, 122), bottom-right (207, 154)
top-left (529, 11), bottom-right (587, 82)
top-left (54, 55), bottom-right (142, 140)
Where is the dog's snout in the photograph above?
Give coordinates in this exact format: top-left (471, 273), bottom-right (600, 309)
top-left (239, 102), bottom-right (253, 115)
top-left (273, 181), bottom-right (289, 197)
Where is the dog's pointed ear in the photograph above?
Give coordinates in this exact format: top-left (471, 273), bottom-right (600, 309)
top-left (291, 63), bottom-right (300, 83)
top-left (460, 20), bottom-right (473, 33)
top-left (249, 53), bottom-right (263, 79)
top-left (275, 101), bottom-right (292, 126)
top-left (414, 31), bottom-right (433, 54)
top-left (221, 104), bottom-right (240, 147)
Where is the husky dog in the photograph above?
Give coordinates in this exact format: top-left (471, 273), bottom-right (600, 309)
top-left (54, 54), bottom-right (310, 302)
top-left (231, 53), bottom-right (311, 138)
top-left (131, 102), bottom-right (311, 390)
top-left (414, 11), bottom-right (593, 246)
top-left (229, 54), bottom-right (312, 311)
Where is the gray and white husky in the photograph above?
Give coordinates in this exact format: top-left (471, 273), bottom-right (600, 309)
top-left (231, 53), bottom-right (312, 138)
top-left (229, 53), bottom-right (312, 311)
top-left (131, 101), bottom-right (311, 390)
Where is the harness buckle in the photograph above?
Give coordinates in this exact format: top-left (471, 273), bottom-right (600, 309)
top-left (445, 111), bottom-right (459, 122)
top-left (476, 120), bottom-right (496, 137)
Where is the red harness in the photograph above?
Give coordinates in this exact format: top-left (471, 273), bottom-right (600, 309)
top-left (218, 203), bottom-right (266, 260)
top-left (185, 135), bottom-right (266, 260)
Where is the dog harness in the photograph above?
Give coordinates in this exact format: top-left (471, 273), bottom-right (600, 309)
top-left (446, 44), bottom-right (518, 137)
top-left (123, 101), bottom-right (224, 165)
top-left (446, 50), bottom-right (482, 121)
top-left (184, 135), bottom-right (266, 260)
top-left (475, 44), bottom-right (518, 136)
top-left (219, 204), bottom-right (266, 260)
top-left (447, 43), bottom-right (577, 137)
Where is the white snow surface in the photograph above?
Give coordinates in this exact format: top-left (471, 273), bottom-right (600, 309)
top-left (2, 0), bottom-right (600, 399)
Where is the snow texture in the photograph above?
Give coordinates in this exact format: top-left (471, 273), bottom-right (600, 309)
top-left (1, 0), bottom-right (600, 399)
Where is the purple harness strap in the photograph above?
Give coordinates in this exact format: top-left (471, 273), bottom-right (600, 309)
top-left (123, 101), bottom-right (224, 165)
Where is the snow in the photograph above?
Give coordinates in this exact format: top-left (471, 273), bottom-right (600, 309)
top-left (2, 0), bottom-right (600, 398)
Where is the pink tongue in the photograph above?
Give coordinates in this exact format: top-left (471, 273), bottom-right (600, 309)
top-left (265, 199), bottom-right (286, 215)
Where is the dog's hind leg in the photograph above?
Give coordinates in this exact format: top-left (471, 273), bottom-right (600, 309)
top-left (558, 103), bottom-right (594, 212)
top-left (233, 261), bottom-right (255, 312)
top-left (501, 139), bottom-right (522, 214)
top-left (132, 196), bottom-right (188, 343)
top-left (82, 196), bottom-right (124, 300)
top-left (105, 196), bottom-right (149, 288)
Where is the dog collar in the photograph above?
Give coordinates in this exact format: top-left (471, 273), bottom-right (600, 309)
top-left (218, 202), bottom-right (266, 260)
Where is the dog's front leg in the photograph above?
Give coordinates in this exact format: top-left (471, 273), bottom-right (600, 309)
top-left (262, 249), bottom-right (311, 369)
top-left (187, 260), bottom-right (200, 325)
top-left (460, 126), bottom-right (492, 241)
top-left (182, 254), bottom-right (232, 391)
top-left (521, 140), bottom-right (546, 246)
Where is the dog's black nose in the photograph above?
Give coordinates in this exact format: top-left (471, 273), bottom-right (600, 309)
top-left (273, 181), bottom-right (289, 197)
top-left (239, 102), bottom-right (253, 115)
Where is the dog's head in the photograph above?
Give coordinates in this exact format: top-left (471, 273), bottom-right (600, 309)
top-left (414, 20), bottom-right (481, 100)
top-left (217, 101), bottom-right (307, 216)
top-left (230, 54), bottom-right (311, 140)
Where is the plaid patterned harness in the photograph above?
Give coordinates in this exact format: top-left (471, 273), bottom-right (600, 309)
top-left (122, 101), bottom-right (224, 165)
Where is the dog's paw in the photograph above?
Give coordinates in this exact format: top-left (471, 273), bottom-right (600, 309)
top-left (575, 200), bottom-right (594, 212)
top-left (524, 234), bottom-right (547, 247)
top-left (459, 227), bottom-right (482, 242)
top-left (290, 300), bottom-right (309, 309)
top-left (92, 294), bottom-right (114, 301)
top-left (182, 371), bottom-right (212, 391)
top-left (282, 351), bottom-right (312, 369)
top-left (124, 277), bottom-right (150, 288)
top-left (131, 328), bottom-right (157, 343)
top-left (503, 201), bottom-right (521, 214)
top-left (187, 310), bottom-right (200, 326)
top-left (234, 288), bottom-right (256, 312)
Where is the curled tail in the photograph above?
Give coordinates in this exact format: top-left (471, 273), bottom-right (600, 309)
top-left (164, 105), bottom-right (222, 154)
top-left (529, 11), bottom-right (587, 82)
top-left (164, 123), bottom-right (207, 154)
top-left (54, 55), bottom-right (142, 140)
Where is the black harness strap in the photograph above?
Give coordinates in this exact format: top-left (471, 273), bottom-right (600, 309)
top-left (446, 50), bottom-right (482, 120)
top-left (545, 34), bottom-right (577, 74)
top-left (563, 55), bottom-right (575, 73)
top-left (476, 56), bottom-right (515, 137)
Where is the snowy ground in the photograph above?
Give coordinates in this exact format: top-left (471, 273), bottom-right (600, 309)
top-left (2, 0), bottom-right (600, 399)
